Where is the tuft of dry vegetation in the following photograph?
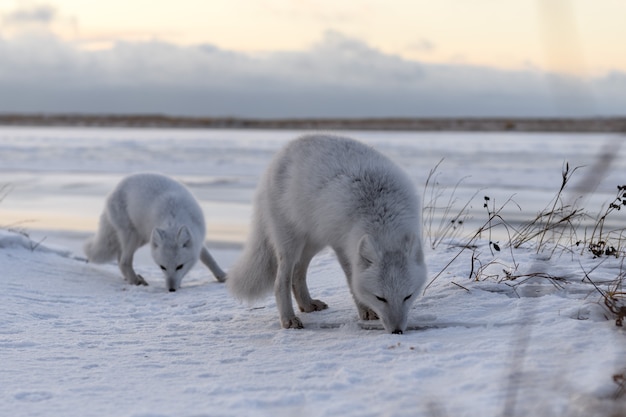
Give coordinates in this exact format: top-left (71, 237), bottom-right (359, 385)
top-left (423, 161), bottom-right (626, 327)
top-left (509, 162), bottom-right (586, 254)
top-left (586, 185), bottom-right (626, 258)
top-left (422, 158), bottom-right (475, 250)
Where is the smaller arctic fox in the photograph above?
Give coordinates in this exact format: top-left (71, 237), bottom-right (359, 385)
top-left (84, 173), bottom-right (226, 291)
top-left (227, 134), bottom-right (427, 334)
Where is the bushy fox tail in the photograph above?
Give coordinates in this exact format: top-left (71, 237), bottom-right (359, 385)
top-left (84, 213), bottom-right (120, 263)
top-left (226, 214), bottom-right (277, 302)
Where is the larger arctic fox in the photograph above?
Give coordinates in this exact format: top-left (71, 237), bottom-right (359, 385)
top-left (84, 173), bottom-right (226, 291)
top-left (227, 135), bottom-right (427, 334)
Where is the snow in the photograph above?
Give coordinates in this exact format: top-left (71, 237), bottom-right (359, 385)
top-left (1, 127), bottom-right (625, 417)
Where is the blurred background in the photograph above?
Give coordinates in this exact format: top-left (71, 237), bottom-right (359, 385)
top-left (1, 0), bottom-right (625, 119)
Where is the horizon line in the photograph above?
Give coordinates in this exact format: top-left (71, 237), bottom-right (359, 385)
top-left (1, 113), bottom-right (625, 133)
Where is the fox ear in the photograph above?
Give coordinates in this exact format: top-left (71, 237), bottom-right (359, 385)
top-left (152, 228), bottom-right (167, 247)
top-left (177, 225), bottom-right (192, 248)
top-left (358, 234), bottom-right (379, 266)
top-left (400, 233), bottom-right (423, 263)
top-left (408, 234), bottom-right (425, 264)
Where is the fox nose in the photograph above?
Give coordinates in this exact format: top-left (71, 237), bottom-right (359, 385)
top-left (392, 329), bottom-right (403, 335)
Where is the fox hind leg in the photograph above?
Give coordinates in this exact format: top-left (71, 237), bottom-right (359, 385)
top-left (200, 247), bottom-right (226, 282)
top-left (274, 237), bottom-right (312, 329)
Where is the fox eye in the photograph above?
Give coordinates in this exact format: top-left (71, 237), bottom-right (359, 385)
top-left (404, 294), bottom-right (413, 302)
top-left (160, 265), bottom-right (167, 271)
top-left (176, 264), bottom-right (184, 271)
top-left (376, 296), bottom-right (388, 303)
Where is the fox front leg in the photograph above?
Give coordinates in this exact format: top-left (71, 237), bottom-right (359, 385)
top-left (119, 262), bottom-right (148, 286)
top-left (118, 250), bottom-right (148, 286)
top-left (357, 303), bottom-right (379, 320)
top-left (335, 248), bottom-right (377, 321)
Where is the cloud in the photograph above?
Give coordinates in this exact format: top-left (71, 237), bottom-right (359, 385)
top-left (2, 3), bottom-right (57, 25)
top-left (0, 2), bottom-right (78, 44)
top-left (0, 29), bottom-right (624, 117)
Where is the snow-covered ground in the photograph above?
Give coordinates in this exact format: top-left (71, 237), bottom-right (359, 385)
top-left (1, 127), bottom-right (625, 417)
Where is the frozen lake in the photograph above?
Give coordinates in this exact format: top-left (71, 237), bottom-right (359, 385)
top-left (0, 126), bottom-right (624, 248)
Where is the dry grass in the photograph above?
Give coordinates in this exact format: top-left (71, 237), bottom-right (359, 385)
top-left (422, 159), bottom-right (475, 250)
top-left (0, 183), bottom-right (12, 203)
top-left (423, 160), bottom-right (626, 326)
top-left (586, 185), bottom-right (626, 258)
top-left (509, 163), bottom-right (586, 254)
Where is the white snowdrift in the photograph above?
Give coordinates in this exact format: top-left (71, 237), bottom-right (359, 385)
top-left (1, 228), bottom-right (624, 417)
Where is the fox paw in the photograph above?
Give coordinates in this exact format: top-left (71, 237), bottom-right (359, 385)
top-left (132, 274), bottom-right (149, 286)
top-left (360, 308), bottom-right (379, 321)
top-left (298, 299), bottom-right (328, 313)
top-left (281, 316), bottom-right (304, 329)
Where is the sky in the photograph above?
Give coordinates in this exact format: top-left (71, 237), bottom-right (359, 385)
top-left (1, 0), bottom-right (625, 118)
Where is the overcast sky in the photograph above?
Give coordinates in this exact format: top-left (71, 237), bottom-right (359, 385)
top-left (1, 1), bottom-right (625, 118)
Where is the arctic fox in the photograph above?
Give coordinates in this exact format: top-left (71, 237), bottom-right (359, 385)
top-left (227, 135), bottom-right (427, 334)
top-left (84, 173), bottom-right (226, 291)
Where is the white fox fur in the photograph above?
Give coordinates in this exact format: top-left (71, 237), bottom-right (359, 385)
top-left (227, 134), bottom-right (427, 333)
top-left (84, 173), bottom-right (225, 291)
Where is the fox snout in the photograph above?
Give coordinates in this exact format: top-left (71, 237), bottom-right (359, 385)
top-left (381, 307), bottom-right (408, 335)
top-left (384, 323), bottom-right (406, 334)
top-left (383, 321), bottom-right (407, 335)
top-left (166, 276), bottom-right (181, 292)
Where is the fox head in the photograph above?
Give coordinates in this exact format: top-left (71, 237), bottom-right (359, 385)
top-left (150, 225), bottom-right (198, 292)
top-left (353, 233), bottom-right (427, 334)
